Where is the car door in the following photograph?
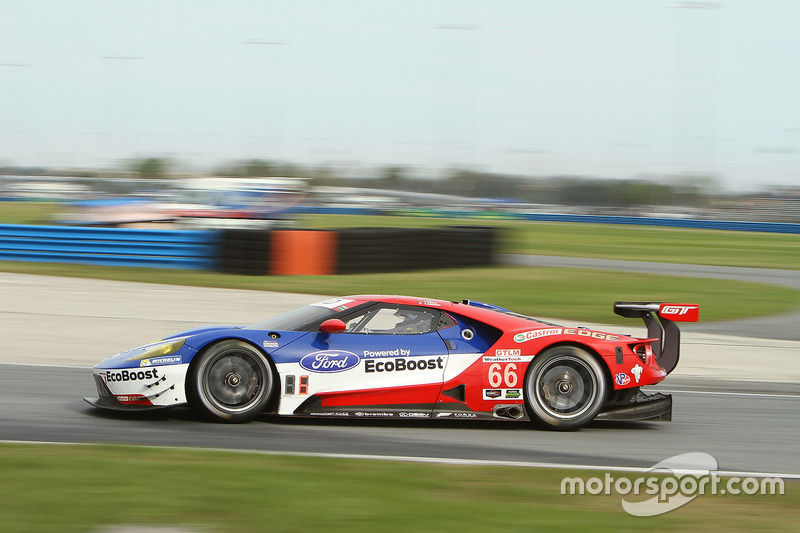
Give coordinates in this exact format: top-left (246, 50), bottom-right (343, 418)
top-left (279, 303), bottom-right (449, 417)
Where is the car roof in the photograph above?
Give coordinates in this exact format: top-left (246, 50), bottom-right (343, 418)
top-left (345, 294), bottom-right (555, 331)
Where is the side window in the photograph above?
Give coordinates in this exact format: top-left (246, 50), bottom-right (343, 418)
top-left (343, 306), bottom-right (439, 335)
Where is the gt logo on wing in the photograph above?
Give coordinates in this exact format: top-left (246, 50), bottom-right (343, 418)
top-left (659, 304), bottom-right (699, 322)
top-left (661, 305), bottom-right (695, 315)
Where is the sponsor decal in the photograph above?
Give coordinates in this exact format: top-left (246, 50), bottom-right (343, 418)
top-left (262, 340), bottom-right (279, 349)
top-left (115, 394), bottom-right (149, 403)
top-left (453, 412), bottom-right (478, 418)
top-left (631, 363), bottom-right (643, 383)
top-left (299, 350), bottom-right (360, 373)
top-left (562, 328), bottom-right (620, 341)
top-left (514, 328), bottom-right (563, 343)
top-left (363, 348), bottom-right (411, 358)
top-left (104, 369), bottom-right (159, 383)
top-left (615, 372), bottom-right (631, 386)
top-left (436, 412), bottom-right (453, 417)
top-left (354, 411), bottom-right (394, 417)
top-left (140, 355), bottom-right (181, 367)
top-left (495, 349), bottom-right (521, 357)
top-left (417, 299), bottom-right (441, 306)
top-left (483, 356), bottom-right (526, 363)
top-left (308, 412), bottom-right (349, 417)
top-left (399, 412), bottom-right (430, 418)
top-left (364, 356), bottom-right (445, 373)
top-left (483, 389), bottom-right (524, 400)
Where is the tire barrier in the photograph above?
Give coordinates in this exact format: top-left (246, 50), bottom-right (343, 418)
top-left (219, 226), bottom-right (501, 276)
top-left (218, 229), bottom-right (271, 275)
top-left (284, 226), bottom-right (498, 274)
top-left (0, 224), bottom-right (218, 269)
top-left (327, 226), bottom-right (497, 275)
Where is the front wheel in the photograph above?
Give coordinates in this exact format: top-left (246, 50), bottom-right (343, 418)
top-left (525, 346), bottom-right (607, 430)
top-left (190, 340), bottom-right (274, 423)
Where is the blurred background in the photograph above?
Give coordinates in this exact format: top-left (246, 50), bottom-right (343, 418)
top-left (1, 0), bottom-right (798, 224)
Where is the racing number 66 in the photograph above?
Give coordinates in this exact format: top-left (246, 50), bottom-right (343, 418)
top-left (488, 363), bottom-right (518, 388)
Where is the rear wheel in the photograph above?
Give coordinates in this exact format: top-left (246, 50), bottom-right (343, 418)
top-left (190, 340), bottom-right (273, 422)
top-left (525, 346), bottom-right (607, 430)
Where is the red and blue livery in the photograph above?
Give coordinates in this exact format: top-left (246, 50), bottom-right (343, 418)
top-left (85, 296), bottom-right (698, 430)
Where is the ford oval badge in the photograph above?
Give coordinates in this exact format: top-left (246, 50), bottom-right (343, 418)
top-left (299, 350), bottom-right (360, 373)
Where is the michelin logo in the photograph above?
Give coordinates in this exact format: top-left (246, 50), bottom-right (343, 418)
top-left (140, 355), bottom-right (181, 367)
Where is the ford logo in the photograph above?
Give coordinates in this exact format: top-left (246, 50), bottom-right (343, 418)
top-left (299, 350), bottom-right (360, 373)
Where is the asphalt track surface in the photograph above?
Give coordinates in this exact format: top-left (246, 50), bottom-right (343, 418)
top-left (1, 262), bottom-right (799, 476)
top-left (1, 364), bottom-right (798, 476)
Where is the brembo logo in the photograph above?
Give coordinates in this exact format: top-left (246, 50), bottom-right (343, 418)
top-left (300, 350), bottom-right (360, 373)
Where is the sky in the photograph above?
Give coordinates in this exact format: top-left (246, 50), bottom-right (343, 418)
top-left (1, 0), bottom-right (799, 191)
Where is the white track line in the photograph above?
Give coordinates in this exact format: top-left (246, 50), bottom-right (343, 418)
top-left (1, 440), bottom-right (798, 480)
top-left (656, 389), bottom-right (800, 399)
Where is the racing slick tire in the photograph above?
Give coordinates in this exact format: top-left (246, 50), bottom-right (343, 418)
top-left (189, 340), bottom-right (274, 423)
top-left (524, 346), bottom-right (607, 430)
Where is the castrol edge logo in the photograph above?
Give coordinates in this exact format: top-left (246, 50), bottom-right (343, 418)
top-left (659, 303), bottom-right (699, 321)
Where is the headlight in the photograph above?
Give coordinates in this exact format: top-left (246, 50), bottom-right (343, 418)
top-left (126, 339), bottom-right (186, 361)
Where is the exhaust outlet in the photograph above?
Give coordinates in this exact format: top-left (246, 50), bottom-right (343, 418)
top-left (493, 404), bottom-right (525, 420)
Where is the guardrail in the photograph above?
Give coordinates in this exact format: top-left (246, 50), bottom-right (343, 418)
top-left (515, 214), bottom-right (800, 234)
top-left (294, 207), bottom-right (800, 234)
top-left (0, 224), bottom-right (219, 269)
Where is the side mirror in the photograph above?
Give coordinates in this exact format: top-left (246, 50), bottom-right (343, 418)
top-left (319, 319), bottom-right (347, 334)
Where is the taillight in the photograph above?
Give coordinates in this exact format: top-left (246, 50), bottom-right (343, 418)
top-left (635, 345), bottom-right (647, 363)
top-left (630, 342), bottom-right (654, 364)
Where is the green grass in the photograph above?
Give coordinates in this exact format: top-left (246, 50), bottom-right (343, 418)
top-left (1, 261), bottom-right (798, 324)
top-left (0, 443), bottom-right (794, 533)
top-left (298, 214), bottom-right (800, 271)
top-left (0, 200), bottom-right (61, 225)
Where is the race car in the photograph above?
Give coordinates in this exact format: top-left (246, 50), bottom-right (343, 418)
top-left (85, 296), bottom-right (698, 430)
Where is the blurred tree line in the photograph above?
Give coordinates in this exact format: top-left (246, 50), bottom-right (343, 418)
top-left (2, 156), bottom-right (719, 209)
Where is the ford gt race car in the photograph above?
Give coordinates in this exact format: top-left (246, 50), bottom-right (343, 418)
top-left (85, 296), bottom-right (698, 430)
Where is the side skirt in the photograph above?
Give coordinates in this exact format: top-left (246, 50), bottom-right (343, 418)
top-left (595, 390), bottom-right (672, 422)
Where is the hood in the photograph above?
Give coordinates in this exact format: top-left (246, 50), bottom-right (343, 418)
top-left (164, 325), bottom-right (240, 339)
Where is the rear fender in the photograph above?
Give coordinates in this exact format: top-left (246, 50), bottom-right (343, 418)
top-left (530, 340), bottom-right (613, 389)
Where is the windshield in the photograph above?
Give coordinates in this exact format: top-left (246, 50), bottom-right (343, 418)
top-left (246, 306), bottom-right (336, 331)
top-left (246, 298), bottom-right (370, 331)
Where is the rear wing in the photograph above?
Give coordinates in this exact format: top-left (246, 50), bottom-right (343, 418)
top-left (613, 302), bottom-right (699, 375)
